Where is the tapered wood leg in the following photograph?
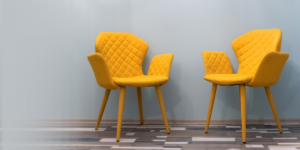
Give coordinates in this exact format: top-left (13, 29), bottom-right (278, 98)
top-left (265, 86), bottom-right (282, 133)
top-left (137, 87), bottom-right (144, 125)
top-left (239, 84), bottom-right (246, 144)
top-left (155, 85), bottom-right (170, 134)
top-left (95, 89), bottom-right (110, 130)
top-left (205, 84), bottom-right (217, 133)
top-left (116, 86), bottom-right (126, 142)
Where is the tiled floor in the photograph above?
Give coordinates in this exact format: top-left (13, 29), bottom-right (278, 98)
top-left (1, 122), bottom-right (300, 150)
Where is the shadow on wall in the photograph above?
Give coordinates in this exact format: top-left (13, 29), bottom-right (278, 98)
top-left (271, 62), bottom-right (300, 119)
top-left (142, 61), bottom-right (193, 120)
top-left (217, 85), bottom-right (240, 121)
top-left (162, 62), bottom-right (194, 121)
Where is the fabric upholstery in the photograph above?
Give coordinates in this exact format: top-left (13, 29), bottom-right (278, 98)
top-left (246, 52), bottom-right (289, 87)
top-left (148, 53), bottom-right (174, 77)
top-left (95, 32), bottom-right (148, 78)
top-left (89, 32), bottom-right (174, 88)
top-left (204, 74), bottom-right (252, 85)
top-left (202, 29), bottom-right (287, 86)
top-left (113, 53), bottom-right (174, 87)
top-left (202, 29), bottom-right (287, 144)
top-left (232, 29), bottom-right (282, 76)
top-left (202, 51), bottom-right (233, 75)
top-left (113, 76), bottom-right (168, 87)
top-left (87, 53), bottom-right (119, 90)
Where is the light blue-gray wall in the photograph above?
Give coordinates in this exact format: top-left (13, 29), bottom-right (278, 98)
top-left (1, 0), bottom-right (300, 121)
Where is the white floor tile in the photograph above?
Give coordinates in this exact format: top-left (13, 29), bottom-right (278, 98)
top-left (236, 130), bottom-right (290, 133)
top-left (156, 136), bottom-right (167, 138)
top-left (245, 144), bottom-right (264, 148)
top-left (278, 143), bottom-right (300, 145)
top-left (126, 132), bottom-right (135, 136)
top-left (260, 131), bottom-right (291, 133)
top-left (192, 137), bottom-right (235, 141)
top-left (226, 126), bottom-right (241, 128)
top-left (153, 139), bottom-right (166, 142)
top-left (99, 138), bottom-right (136, 143)
top-left (269, 148), bottom-right (297, 150)
top-left (273, 137), bottom-right (297, 139)
top-left (170, 127), bottom-right (186, 130)
top-left (265, 123), bottom-right (299, 125)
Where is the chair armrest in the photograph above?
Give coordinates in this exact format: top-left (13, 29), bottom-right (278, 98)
top-left (202, 51), bottom-right (233, 75)
top-left (246, 52), bottom-right (289, 87)
top-left (148, 53), bottom-right (174, 78)
top-left (87, 53), bottom-right (119, 90)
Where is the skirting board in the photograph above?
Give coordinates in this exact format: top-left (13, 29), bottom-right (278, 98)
top-left (2, 119), bottom-right (299, 125)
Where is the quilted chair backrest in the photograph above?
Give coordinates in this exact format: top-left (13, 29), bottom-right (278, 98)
top-left (95, 32), bottom-right (148, 78)
top-left (232, 29), bottom-right (282, 76)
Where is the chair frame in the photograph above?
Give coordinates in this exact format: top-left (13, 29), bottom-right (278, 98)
top-left (95, 85), bottom-right (170, 142)
top-left (202, 29), bottom-right (289, 143)
top-left (89, 32), bottom-right (173, 142)
top-left (204, 84), bottom-right (282, 144)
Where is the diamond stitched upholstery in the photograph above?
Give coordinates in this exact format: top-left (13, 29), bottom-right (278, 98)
top-left (202, 29), bottom-right (282, 85)
top-left (148, 53), bottom-right (174, 77)
top-left (232, 29), bottom-right (282, 76)
top-left (113, 53), bottom-right (174, 87)
top-left (95, 32), bottom-right (148, 78)
top-left (202, 51), bottom-right (233, 75)
top-left (91, 32), bottom-right (174, 88)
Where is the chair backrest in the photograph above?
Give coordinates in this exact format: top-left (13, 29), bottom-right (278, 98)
top-left (95, 32), bottom-right (148, 78)
top-left (232, 29), bottom-right (282, 76)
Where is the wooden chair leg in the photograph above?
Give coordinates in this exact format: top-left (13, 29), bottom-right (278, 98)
top-left (116, 86), bottom-right (126, 142)
top-left (137, 87), bottom-right (144, 125)
top-left (95, 89), bottom-right (110, 130)
top-left (205, 84), bottom-right (217, 133)
top-left (155, 85), bottom-right (170, 134)
top-left (239, 84), bottom-right (246, 144)
top-left (265, 86), bottom-right (282, 133)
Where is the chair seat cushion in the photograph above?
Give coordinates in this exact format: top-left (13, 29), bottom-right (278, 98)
top-left (204, 74), bottom-right (253, 85)
top-left (113, 75), bottom-right (168, 87)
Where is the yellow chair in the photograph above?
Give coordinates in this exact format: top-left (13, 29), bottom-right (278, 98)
top-left (202, 29), bottom-right (289, 143)
top-left (87, 32), bottom-right (174, 142)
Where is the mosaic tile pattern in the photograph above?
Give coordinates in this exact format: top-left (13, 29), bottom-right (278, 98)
top-left (1, 122), bottom-right (300, 150)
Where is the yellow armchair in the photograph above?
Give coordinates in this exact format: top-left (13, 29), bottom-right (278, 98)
top-left (202, 29), bottom-right (289, 143)
top-left (88, 32), bottom-right (174, 142)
